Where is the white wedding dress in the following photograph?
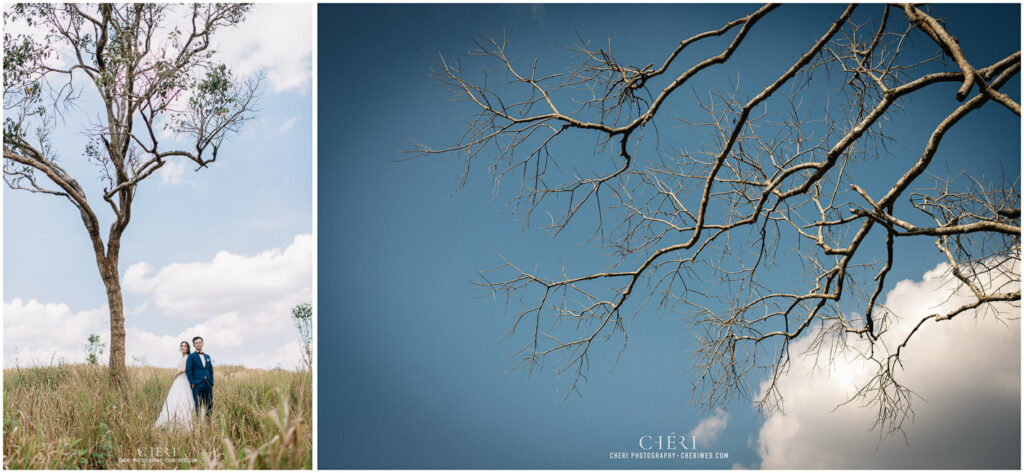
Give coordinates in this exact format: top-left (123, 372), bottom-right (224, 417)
top-left (155, 355), bottom-right (195, 430)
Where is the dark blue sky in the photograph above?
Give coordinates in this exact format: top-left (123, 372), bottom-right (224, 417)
top-left (317, 4), bottom-right (1019, 469)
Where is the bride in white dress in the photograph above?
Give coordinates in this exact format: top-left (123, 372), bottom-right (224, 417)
top-left (154, 341), bottom-right (196, 430)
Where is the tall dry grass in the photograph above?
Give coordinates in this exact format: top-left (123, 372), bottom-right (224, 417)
top-left (3, 363), bottom-right (311, 469)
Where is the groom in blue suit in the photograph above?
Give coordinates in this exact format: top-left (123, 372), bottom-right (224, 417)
top-left (186, 336), bottom-right (215, 419)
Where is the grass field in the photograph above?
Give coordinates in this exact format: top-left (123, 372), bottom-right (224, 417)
top-left (3, 363), bottom-right (312, 469)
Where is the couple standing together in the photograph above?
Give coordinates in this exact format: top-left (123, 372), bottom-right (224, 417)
top-left (154, 336), bottom-right (215, 430)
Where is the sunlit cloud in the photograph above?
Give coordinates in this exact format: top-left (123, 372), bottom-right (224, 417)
top-left (757, 261), bottom-right (1020, 468)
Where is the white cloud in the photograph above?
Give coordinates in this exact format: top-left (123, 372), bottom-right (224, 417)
top-left (124, 234), bottom-right (312, 319)
top-left (278, 116), bottom-right (300, 133)
top-left (756, 261), bottom-right (1021, 468)
top-left (123, 262), bottom-right (156, 293)
top-left (160, 159), bottom-right (187, 184)
top-left (145, 4), bottom-right (312, 95)
top-left (6, 236), bottom-right (312, 370)
top-left (122, 234), bottom-right (312, 369)
top-left (690, 408), bottom-right (729, 446)
top-left (211, 4), bottom-right (313, 94)
top-left (125, 327), bottom-right (181, 368)
top-left (3, 299), bottom-right (108, 367)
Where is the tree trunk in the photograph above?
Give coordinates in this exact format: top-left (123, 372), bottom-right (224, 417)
top-left (99, 259), bottom-right (126, 383)
top-left (79, 203), bottom-right (127, 385)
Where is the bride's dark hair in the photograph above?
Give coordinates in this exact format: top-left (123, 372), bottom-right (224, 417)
top-left (179, 341), bottom-right (192, 354)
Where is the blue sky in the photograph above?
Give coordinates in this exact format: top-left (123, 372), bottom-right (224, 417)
top-left (318, 3), bottom-right (1019, 469)
top-left (3, 4), bottom-right (314, 370)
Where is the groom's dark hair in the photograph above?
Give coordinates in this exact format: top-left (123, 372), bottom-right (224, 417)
top-left (192, 336), bottom-right (204, 344)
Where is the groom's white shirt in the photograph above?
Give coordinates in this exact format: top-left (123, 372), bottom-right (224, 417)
top-left (199, 353), bottom-right (206, 367)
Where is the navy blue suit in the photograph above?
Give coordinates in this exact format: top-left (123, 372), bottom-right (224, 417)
top-left (186, 351), bottom-right (214, 417)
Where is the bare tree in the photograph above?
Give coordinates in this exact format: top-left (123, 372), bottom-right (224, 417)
top-left (4, 4), bottom-right (259, 383)
top-left (416, 3), bottom-right (1020, 436)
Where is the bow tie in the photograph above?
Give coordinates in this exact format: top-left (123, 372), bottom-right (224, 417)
top-left (197, 351), bottom-right (203, 355)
